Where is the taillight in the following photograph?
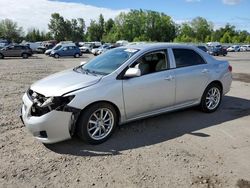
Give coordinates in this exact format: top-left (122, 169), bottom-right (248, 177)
top-left (228, 65), bottom-right (232, 72)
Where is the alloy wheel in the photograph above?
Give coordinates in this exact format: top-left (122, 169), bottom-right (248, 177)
top-left (205, 87), bottom-right (221, 110)
top-left (87, 108), bottom-right (114, 140)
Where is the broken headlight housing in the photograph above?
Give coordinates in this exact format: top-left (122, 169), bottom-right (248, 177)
top-left (28, 89), bottom-right (75, 116)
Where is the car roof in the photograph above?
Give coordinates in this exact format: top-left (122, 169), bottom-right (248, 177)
top-left (124, 43), bottom-right (197, 51)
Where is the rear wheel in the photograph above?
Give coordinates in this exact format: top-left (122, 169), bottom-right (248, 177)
top-left (200, 83), bottom-right (222, 113)
top-left (0, 53), bottom-right (4, 59)
top-left (76, 102), bottom-right (118, 144)
top-left (74, 53), bottom-right (80, 58)
top-left (22, 53), bottom-right (28, 59)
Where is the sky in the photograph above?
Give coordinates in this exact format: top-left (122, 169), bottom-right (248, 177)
top-left (0, 0), bottom-right (249, 33)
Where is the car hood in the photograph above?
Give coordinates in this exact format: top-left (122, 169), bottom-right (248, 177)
top-left (31, 69), bottom-right (102, 97)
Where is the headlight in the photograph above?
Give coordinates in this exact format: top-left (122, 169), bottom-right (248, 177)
top-left (37, 96), bottom-right (75, 109)
top-left (31, 94), bottom-right (75, 116)
top-left (40, 97), bottom-right (54, 108)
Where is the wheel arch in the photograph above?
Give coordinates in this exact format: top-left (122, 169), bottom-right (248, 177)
top-left (205, 80), bottom-right (223, 94)
top-left (77, 100), bottom-right (121, 124)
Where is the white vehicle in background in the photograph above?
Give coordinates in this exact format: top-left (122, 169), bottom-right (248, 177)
top-left (23, 42), bottom-right (42, 52)
top-left (227, 45), bottom-right (240, 52)
top-left (206, 42), bottom-right (221, 47)
top-left (116, 40), bottom-right (129, 46)
top-left (240, 45), bottom-right (250, 52)
top-left (79, 43), bottom-right (93, 53)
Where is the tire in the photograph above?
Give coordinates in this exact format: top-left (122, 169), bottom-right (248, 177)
top-left (74, 53), bottom-right (80, 58)
top-left (200, 83), bottom-right (222, 113)
top-left (0, 53), bottom-right (4, 59)
top-left (54, 54), bottom-right (59, 58)
top-left (76, 102), bottom-right (118, 144)
top-left (22, 53), bottom-right (28, 59)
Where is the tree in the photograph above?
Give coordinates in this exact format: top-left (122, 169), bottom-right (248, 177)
top-left (48, 13), bottom-right (86, 41)
top-left (0, 19), bottom-right (23, 42)
top-left (220, 32), bottom-right (231, 43)
top-left (25, 28), bottom-right (51, 42)
top-left (48, 13), bottom-right (67, 41)
top-left (108, 10), bottom-right (176, 42)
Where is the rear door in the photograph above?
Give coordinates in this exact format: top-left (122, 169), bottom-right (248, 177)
top-left (171, 48), bottom-right (210, 105)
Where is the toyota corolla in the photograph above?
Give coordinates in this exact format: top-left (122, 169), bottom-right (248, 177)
top-left (21, 43), bottom-right (232, 144)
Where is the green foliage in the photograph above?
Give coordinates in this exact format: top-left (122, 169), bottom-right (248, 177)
top-left (25, 28), bottom-right (51, 42)
top-left (86, 14), bottom-right (105, 41)
top-left (1, 11), bottom-right (250, 44)
top-left (109, 10), bottom-right (176, 42)
top-left (0, 19), bottom-right (23, 42)
top-left (48, 13), bottom-right (86, 42)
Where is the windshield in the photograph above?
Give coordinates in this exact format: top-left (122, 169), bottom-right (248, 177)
top-left (79, 47), bottom-right (139, 75)
top-left (53, 45), bottom-right (62, 50)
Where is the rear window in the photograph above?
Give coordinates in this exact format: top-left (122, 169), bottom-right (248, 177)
top-left (173, 48), bottom-right (206, 68)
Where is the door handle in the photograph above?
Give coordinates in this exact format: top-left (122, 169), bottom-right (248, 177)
top-left (202, 69), bottom-right (209, 73)
top-left (164, 75), bottom-right (174, 81)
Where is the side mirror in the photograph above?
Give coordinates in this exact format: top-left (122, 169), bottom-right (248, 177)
top-left (124, 68), bottom-right (141, 78)
top-left (80, 61), bottom-right (87, 65)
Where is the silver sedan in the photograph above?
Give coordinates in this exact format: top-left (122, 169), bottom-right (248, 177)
top-left (21, 43), bottom-right (232, 144)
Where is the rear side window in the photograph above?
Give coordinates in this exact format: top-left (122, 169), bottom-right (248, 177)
top-left (173, 49), bottom-right (206, 68)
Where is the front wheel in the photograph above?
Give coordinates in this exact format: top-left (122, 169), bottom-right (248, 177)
top-left (76, 103), bottom-right (118, 144)
top-left (74, 53), bottom-right (80, 58)
top-left (22, 53), bottom-right (29, 59)
top-left (200, 83), bottom-right (222, 113)
top-left (54, 54), bottom-right (59, 58)
top-left (0, 53), bottom-right (4, 59)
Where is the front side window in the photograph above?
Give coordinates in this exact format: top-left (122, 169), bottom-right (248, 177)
top-left (131, 51), bottom-right (168, 76)
top-left (53, 45), bottom-right (62, 50)
top-left (14, 46), bottom-right (22, 50)
top-left (173, 48), bottom-right (206, 68)
top-left (79, 48), bottom-right (139, 75)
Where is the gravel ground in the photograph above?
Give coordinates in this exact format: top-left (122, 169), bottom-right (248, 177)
top-left (0, 52), bottom-right (250, 188)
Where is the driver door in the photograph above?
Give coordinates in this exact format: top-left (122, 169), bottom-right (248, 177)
top-left (122, 50), bottom-right (175, 120)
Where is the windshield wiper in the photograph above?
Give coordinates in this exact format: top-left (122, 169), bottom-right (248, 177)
top-left (81, 68), bottom-right (98, 76)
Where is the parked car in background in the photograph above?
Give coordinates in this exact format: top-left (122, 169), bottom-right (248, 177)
top-left (36, 44), bottom-right (54, 54)
top-left (97, 44), bottom-right (117, 55)
top-left (50, 44), bottom-right (81, 58)
top-left (79, 43), bottom-right (93, 53)
top-left (227, 45), bottom-right (240, 52)
top-left (45, 42), bottom-right (74, 56)
top-left (197, 45), bottom-right (208, 52)
top-left (240, 45), bottom-right (250, 52)
top-left (22, 42), bottom-right (42, 52)
top-left (0, 39), bottom-right (10, 49)
top-left (116, 40), bottom-right (129, 46)
top-left (207, 45), bottom-right (227, 56)
top-left (0, 45), bottom-right (33, 59)
top-left (21, 43), bottom-right (232, 144)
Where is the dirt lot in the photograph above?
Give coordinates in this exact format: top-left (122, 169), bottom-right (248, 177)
top-left (0, 52), bottom-right (250, 188)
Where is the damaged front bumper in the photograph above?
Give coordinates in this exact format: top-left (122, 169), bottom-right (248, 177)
top-left (21, 92), bottom-right (80, 144)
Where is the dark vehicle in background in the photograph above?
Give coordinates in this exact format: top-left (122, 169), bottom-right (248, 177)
top-left (0, 45), bottom-right (33, 59)
top-left (207, 45), bottom-right (227, 56)
top-left (197, 45), bottom-right (208, 52)
top-left (0, 39), bottom-right (10, 49)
